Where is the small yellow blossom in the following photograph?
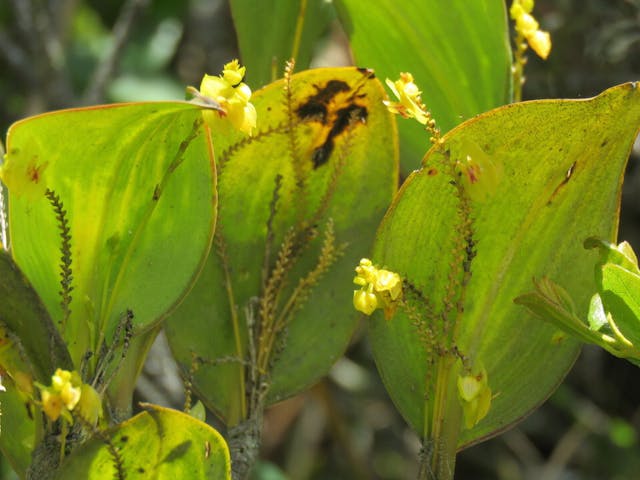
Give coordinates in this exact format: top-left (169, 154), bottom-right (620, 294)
top-left (521, 0), bottom-right (534, 11)
top-left (51, 368), bottom-right (82, 410)
top-left (353, 258), bottom-right (402, 318)
top-left (38, 368), bottom-right (84, 422)
top-left (0, 151), bottom-right (49, 201)
top-left (51, 368), bottom-right (71, 391)
top-left (457, 366), bottom-right (492, 429)
top-left (528, 30), bottom-right (551, 60)
top-left (353, 288), bottom-right (378, 316)
top-left (383, 73), bottom-right (429, 125)
top-left (193, 60), bottom-right (257, 135)
top-left (222, 59), bottom-right (246, 85)
top-left (510, 0), bottom-right (552, 60)
top-left (514, 11), bottom-right (539, 37)
top-left (374, 269), bottom-right (402, 301)
top-left (41, 389), bottom-right (65, 422)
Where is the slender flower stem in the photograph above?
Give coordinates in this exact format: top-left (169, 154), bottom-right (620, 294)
top-left (512, 31), bottom-right (528, 102)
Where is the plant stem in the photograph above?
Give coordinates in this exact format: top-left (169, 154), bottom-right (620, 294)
top-left (417, 355), bottom-right (462, 480)
top-left (107, 326), bottom-right (159, 421)
top-left (228, 408), bottom-right (263, 480)
top-left (512, 31), bottom-right (528, 103)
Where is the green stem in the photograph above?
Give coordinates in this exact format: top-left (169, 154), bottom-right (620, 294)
top-left (228, 408), bottom-right (263, 480)
top-left (418, 355), bottom-right (462, 480)
top-left (290, 0), bottom-right (307, 64)
top-left (218, 234), bottom-right (247, 424)
top-left (512, 31), bottom-right (528, 103)
top-left (107, 326), bottom-right (160, 421)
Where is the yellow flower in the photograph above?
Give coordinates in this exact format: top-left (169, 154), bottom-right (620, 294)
top-left (514, 11), bottom-right (539, 37)
top-left (41, 389), bottom-right (64, 422)
top-left (196, 60), bottom-right (257, 135)
top-left (0, 151), bottom-right (49, 201)
top-left (222, 59), bottom-right (246, 85)
top-left (353, 288), bottom-right (378, 315)
top-left (353, 258), bottom-right (402, 317)
top-left (510, 0), bottom-right (552, 60)
top-left (51, 368), bottom-right (72, 391)
top-left (528, 30), bottom-right (551, 60)
top-left (457, 366), bottom-right (492, 429)
top-left (354, 258), bottom-right (378, 285)
top-left (374, 269), bottom-right (402, 301)
top-left (51, 369), bottom-right (82, 410)
top-left (383, 73), bottom-right (429, 125)
top-left (39, 368), bottom-right (85, 422)
top-left (59, 381), bottom-right (81, 410)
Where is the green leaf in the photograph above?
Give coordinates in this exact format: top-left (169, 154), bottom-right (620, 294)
top-left (585, 237), bottom-right (640, 276)
top-left (515, 279), bottom-right (600, 347)
top-left (587, 293), bottom-right (608, 332)
top-left (4, 102), bottom-right (217, 368)
top-left (368, 83), bottom-right (640, 447)
top-left (55, 404), bottom-right (231, 479)
top-left (0, 379), bottom-right (37, 479)
top-left (166, 67), bottom-right (398, 425)
top-left (230, 0), bottom-right (334, 87)
top-left (600, 263), bottom-right (640, 346)
top-left (0, 249), bottom-right (72, 382)
top-left (334, 0), bottom-right (512, 172)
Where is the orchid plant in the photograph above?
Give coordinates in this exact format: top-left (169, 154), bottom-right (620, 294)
top-left (0, 2), bottom-right (639, 480)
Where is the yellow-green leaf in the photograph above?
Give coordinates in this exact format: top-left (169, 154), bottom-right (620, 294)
top-left (3, 102), bottom-right (217, 369)
top-left (55, 405), bottom-right (231, 479)
top-left (369, 83), bottom-right (640, 447)
top-left (166, 67), bottom-right (398, 425)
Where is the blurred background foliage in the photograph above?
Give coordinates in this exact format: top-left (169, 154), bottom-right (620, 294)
top-left (0, 1), bottom-right (639, 479)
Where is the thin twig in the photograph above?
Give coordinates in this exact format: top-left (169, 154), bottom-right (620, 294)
top-left (83, 0), bottom-right (150, 104)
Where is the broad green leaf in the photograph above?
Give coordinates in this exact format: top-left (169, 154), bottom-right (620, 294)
top-left (369, 83), bottom-right (640, 447)
top-left (230, 0), bottom-right (334, 87)
top-left (55, 404), bottom-right (231, 479)
top-left (166, 67), bottom-right (398, 425)
top-left (0, 379), bottom-right (37, 478)
top-left (3, 102), bottom-right (217, 369)
top-left (335, 0), bottom-right (512, 172)
top-left (0, 249), bottom-right (72, 382)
